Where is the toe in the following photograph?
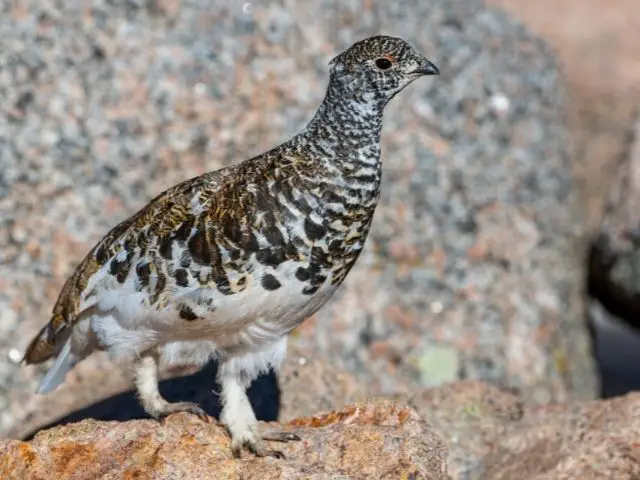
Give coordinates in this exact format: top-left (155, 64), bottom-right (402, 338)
top-left (152, 401), bottom-right (209, 422)
top-left (262, 431), bottom-right (301, 442)
top-left (231, 441), bottom-right (244, 459)
top-left (267, 449), bottom-right (285, 459)
top-left (247, 441), bottom-right (285, 459)
top-left (181, 402), bottom-right (208, 420)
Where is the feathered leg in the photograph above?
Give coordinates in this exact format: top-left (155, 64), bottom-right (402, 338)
top-left (217, 339), bottom-right (300, 458)
top-left (134, 351), bottom-right (207, 420)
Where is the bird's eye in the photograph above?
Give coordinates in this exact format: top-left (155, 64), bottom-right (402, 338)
top-left (375, 58), bottom-right (393, 70)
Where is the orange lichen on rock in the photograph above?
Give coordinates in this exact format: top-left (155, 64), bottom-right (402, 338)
top-left (0, 401), bottom-right (450, 480)
top-left (287, 399), bottom-right (417, 428)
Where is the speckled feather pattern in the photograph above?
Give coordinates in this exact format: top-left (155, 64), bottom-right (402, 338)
top-left (24, 36), bottom-right (437, 368)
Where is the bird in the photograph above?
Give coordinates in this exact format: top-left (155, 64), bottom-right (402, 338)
top-left (22, 35), bottom-right (439, 458)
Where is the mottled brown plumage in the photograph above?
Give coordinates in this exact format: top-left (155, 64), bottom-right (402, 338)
top-left (23, 35), bottom-right (438, 458)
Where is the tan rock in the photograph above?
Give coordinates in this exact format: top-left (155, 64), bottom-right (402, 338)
top-left (489, 0), bottom-right (640, 231)
top-left (407, 381), bottom-right (525, 478)
top-left (407, 381), bottom-right (640, 479)
top-left (6, 380), bottom-right (640, 479)
top-left (0, 401), bottom-right (450, 480)
top-left (588, 107), bottom-right (640, 328)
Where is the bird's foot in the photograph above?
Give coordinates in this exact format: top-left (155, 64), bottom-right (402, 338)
top-left (231, 436), bottom-right (283, 459)
top-left (230, 430), bottom-right (300, 459)
top-left (150, 401), bottom-right (209, 422)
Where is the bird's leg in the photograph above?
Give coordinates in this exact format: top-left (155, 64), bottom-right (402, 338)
top-left (218, 366), bottom-right (299, 458)
top-left (218, 369), bottom-right (278, 458)
top-left (257, 340), bottom-right (302, 445)
top-left (134, 351), bottom-right (207, 420)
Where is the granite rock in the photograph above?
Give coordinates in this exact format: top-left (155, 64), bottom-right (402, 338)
top-left (407, 381), bottom-right (640, 479)
top-left (0, 0), bottom-right (597, 437)
top-left (4, 381), bottom-right (640, 480)
top-left (587, 105), bottom-right (640, 397)
top-left (0, 400), bottom-right (450, 480)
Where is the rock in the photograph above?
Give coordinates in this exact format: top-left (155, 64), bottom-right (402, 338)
top-left (294, 0), bottom-right (598, 402)
top-left (12, 360), bottom-right (280, 442)
top-left (483, 392), bottom-right (640, 479)
top-left (488, 0), bottom-right (640, 232)
top-left (5, 381), bottom-right (640, 480)
top-left (0, 401), bottom-right (451, 480)
top-left (406, 381), bottom-right (640, 479)
top-left (406, 381), bottom-right (525, 478)
top-left (0, 0), bottom-right (597, 437)
top-left (277, 342), bottom-right (370, 422)
top-left (587, 106), bottom-right (640, 397)
top-left (588, 106), bottom-right (640, 328)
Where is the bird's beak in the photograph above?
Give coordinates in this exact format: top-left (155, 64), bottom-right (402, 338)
top-left (414, 59), bottom-right (440, 76)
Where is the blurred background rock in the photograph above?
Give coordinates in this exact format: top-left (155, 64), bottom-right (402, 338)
top-left (0, 0), bottom-right (638, 450)
top-left (489, 0), bottom-right (640, 399)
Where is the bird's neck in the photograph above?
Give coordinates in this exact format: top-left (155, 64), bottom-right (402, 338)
top-left (297, 81), bottom-right (385, 170)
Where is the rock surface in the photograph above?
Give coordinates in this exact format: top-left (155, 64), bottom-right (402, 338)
top-left (0, 401), bottom-right (450, 480)
top-left (489, 0), bottom-right (640, 232)
top-left (3, 381), bottom-right (640, 480)
top-left (483, 391), bottom-right (640, 480)
top-left (1, 0), bottom-right (596, 437)
top-left (587, 106), bottom-right (640, 397)
top-left (407, 381), bottom-right (640, 480)
top-left (588, 106), bottom-right (640, 328)
top-left (491, 0), bottom-right (640, 402)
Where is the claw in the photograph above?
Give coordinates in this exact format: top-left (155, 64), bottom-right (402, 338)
top-left (269, 450), bottom-right (286, 459)
top-left (182, 403), bottom-right (209, 421)
top-left (231, 443), bottom-right (243, 459)
top-left (262, 431), bottom-right (301, 443)
top-left (231, 436), bottom-right (288, 459)
top-left (247, 441), bottom-right (285, 459)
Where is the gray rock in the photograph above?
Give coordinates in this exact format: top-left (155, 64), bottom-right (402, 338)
top-left (0, 0), bottom-right (597, 437)
top-left (297, 0), bottom-right (598, 403)
top-left (588, 105), bottom-right (640, 397)
top-left (588, 105), bottom-right (640, 321)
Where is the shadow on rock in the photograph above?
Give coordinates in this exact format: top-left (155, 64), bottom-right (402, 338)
top-left (21, 361), bottom-right (280, 441)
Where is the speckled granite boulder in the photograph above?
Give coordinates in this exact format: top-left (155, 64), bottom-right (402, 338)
top-left (0, 0), bottom-right (596, 437)
top-left (4, 382), bottom-right (639, 480)
top-left (407, 381), bottom-right (640, 480)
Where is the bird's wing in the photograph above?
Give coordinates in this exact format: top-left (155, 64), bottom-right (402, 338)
top-left (23, 154), bottom-right (310, 364)
top-left (23, 167), bottom-right (235, 363)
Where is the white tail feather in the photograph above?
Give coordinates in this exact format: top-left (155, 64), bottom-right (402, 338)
top-left (35, 338), bottom-right (77, 394)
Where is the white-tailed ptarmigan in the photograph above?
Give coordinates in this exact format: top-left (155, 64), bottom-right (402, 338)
top-left (23, 35), bottom-right (439, 458)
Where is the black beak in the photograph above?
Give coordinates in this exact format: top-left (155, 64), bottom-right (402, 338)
top-left (416, 59), bottom-right (439, 76)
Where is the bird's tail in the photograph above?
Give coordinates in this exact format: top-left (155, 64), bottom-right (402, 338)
top-left (23, 302), bottom-right (99, 394)
top-left (34, 337), bottom-right (78, 394)
top-left (22, 315), bottom-right (70, 365)
top-left (22, 315), bottom-right (77, 394)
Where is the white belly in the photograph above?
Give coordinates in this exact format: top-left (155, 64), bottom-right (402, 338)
top-left (87, 259), bottom-right (338, 362)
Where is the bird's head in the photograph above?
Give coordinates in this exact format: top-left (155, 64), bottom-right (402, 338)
top-left (328, 35), bottom-right (439, 106)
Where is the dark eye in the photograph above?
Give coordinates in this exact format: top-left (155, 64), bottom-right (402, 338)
top-left (375, 58), bottom-right (392, 70)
